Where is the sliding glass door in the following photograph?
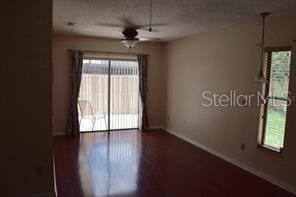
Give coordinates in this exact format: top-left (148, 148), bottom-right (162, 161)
top-left (110, 60), bottom-right (139, 130)
top-left (78, 57), bottom-right (139, 132)
top-left (78, 59), bottom-right (109, 131)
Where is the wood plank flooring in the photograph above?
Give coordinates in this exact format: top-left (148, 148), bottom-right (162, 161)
top-left (54, 129), bottom-right (294, 197)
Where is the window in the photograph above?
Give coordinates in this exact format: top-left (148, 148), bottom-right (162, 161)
top-left (258, 47), bottom-right (292, 152)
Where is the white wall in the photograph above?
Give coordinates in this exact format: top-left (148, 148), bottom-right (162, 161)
top-left (0, 1), bottom-right (54, 196)
top-left (52, 35), bottom-right (166, 134)
top-left (164, 12), bottom-right (296, 190)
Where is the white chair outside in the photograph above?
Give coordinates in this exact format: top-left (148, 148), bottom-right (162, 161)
top-left (78, 100), bottom-right (106, 131)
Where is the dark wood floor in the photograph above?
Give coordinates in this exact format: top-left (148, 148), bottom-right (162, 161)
top-left (54, 129), bottom-right (294, 197)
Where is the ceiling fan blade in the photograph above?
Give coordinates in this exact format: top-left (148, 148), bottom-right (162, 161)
top-left (139, 37), bottom-right (161, 41)
top-left (138, 23), bottom-right (168, 28)
top-left (95, 23), bottom-right (122, 28)
top-left (139, 27), bottom-right (159, 32)
top-left (138, 23), bottom-right (167, 32)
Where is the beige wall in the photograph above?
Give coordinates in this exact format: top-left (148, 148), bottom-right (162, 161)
top-left (0, 1), bottom-right (54, 196)
top-left (52, 35), bottom-right (165, 134)
top-left (164, 13), bottom-right (296, 189)
top-left (52, 12), bottom-right (296, 192)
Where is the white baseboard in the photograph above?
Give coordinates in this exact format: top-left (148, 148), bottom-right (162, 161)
top-left (164, 128), bottom-right (296, 195)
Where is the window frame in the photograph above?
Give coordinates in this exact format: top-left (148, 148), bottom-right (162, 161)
top-left (258, 46), bottom-right (292, 153)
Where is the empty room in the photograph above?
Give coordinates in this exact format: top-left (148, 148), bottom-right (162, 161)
top-left (1, 0), bottom-right (296, 196)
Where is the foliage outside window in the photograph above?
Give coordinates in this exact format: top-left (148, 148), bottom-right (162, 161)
top-left (259, 48), bottom-right (292, 152)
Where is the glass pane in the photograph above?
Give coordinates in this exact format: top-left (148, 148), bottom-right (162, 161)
top-left (264, 99), bottom-right (288, 149)
top-left (268, 51), bottom-right (291, 98)
top-left (78, 59), bottom-right (109, 131)
top-left (110, 60), bottom-right (139, 130)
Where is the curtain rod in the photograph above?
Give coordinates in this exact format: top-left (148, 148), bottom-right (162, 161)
top-left (68, 49), bottom-right (150, 56)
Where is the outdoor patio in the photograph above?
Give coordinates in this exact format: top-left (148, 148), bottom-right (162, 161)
top-left (79, 113), bottom-right (139, 131)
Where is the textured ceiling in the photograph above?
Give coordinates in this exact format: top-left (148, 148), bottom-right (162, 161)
top-left (53, 0), bottom-right (296, 41)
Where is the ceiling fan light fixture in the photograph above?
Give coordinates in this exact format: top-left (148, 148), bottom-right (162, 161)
top-left (121, 39), bottom-right (139, 48)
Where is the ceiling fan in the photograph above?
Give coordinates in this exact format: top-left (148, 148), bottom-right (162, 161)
top-left (98, 18), bottom-right (165, 43)
top-left (97, 0), bottom-right (166, 48)
top-left (121, 28), bottom-right (140, 49)
top-left (113, 21), bottom-right (164, 48)
top-left (101, 17), bottom-right (166, 48)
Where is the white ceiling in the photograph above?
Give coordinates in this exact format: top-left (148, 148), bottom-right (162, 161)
top-left (53, 0), bottom-right (296, 41)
